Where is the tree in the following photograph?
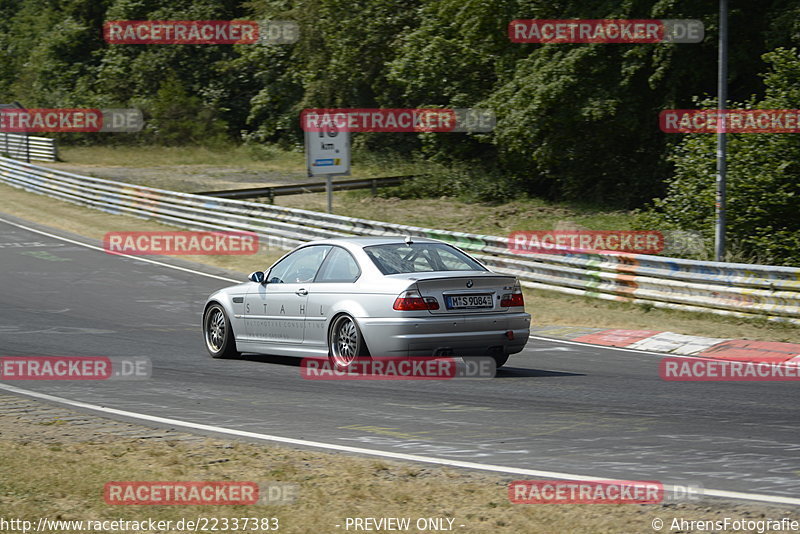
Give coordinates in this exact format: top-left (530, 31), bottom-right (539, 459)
top-left (638, 48), bottom-right (800, 266)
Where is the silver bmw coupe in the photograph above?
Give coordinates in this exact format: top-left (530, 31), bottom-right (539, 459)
top-left (203, 236), bottom-right (530, 368)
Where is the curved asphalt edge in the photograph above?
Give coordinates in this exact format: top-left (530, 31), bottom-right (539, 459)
top-left (1, 214), bottom-right (799, 507)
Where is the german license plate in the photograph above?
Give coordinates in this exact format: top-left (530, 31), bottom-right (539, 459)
top-left (446, 294), bottom-right (493, 309)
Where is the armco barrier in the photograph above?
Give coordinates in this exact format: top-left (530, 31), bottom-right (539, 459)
top-left (0, 133), bottom-right (58, 162)
top-left (197, 175), bottom-right (417, 200)
top-left (1, 156), bottom-right (799, 324)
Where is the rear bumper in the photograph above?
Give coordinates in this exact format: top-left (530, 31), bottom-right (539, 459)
top-left (358, 312), bottom-right (531, 357)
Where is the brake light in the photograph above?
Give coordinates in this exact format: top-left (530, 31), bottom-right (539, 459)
top-left (500, 285), bottom-right (525, 307)
top-left (393, 290), bottom-right (440, 310)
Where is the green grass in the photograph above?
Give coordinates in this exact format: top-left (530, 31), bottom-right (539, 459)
top-left (51, 144), bottom-right (636, 235)
top-left (54, 144), bottom-right (421, 178)
top-left (280, 189), bottom-right (634, 236)
top-left (56, 144), bottom-right (306, 171)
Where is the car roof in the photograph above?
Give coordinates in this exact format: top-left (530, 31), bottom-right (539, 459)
top-left (307, 236), bottom-right (445, 247)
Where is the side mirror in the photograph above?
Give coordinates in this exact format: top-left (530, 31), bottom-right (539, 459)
top-left (248, 271), bottom-right (265, 284)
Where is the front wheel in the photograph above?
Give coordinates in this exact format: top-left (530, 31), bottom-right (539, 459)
top-left (328, 314), bottom-right (369, 370)
top-left (203, 303), bottom-right (239, 359)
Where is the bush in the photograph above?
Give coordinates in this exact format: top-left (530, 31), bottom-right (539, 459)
top-left (144, 75), bottom-right (229, 146)
top-left (377, 163), bottom-right (524, 203)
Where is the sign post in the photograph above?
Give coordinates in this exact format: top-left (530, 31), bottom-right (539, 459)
top-left (304, 112), bottom-right (350, 213)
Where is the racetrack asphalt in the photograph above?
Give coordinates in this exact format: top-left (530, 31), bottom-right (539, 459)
top-left (0, 214), bottom-right (798, 504)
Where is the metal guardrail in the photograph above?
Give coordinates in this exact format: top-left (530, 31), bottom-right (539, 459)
top-left (0, 133), bottom-right (58, 162)
top-left (197, 175), bottom-right (416, 201)
top-left (1, 155), bottom-right (798, 324)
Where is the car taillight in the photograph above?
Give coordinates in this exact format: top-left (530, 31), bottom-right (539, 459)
top-left (393, 290), bottom-right (440, 310)
top-left (500, 285), bottom-right (524, 307)
top-left (424, 297), bottom-right (440, 310)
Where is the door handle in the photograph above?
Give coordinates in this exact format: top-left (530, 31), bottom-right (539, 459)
top-left (296, 288), bottom-right (308, 296)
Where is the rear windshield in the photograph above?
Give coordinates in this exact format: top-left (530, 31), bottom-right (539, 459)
top-left (364, 242), bottom-right (487, 274)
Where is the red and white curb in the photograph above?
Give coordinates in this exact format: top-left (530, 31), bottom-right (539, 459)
top-left (530, 326), bottom-right (800, 364)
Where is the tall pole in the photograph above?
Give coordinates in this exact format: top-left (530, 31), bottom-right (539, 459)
top-left (714, 0), bottom-right (728, 262)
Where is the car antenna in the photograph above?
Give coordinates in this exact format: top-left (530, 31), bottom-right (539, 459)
top-left (404, 235), bottom-right (414, 245)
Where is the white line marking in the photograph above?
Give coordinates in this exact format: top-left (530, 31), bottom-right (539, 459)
top-left (2, 216), bottom-right (799, 506)
top-left (0, 216), bottom-right (239, 283)
top-left (0, 383), bottom-right (798, 506)
top-left (529, 334), bottom-right (685, 357)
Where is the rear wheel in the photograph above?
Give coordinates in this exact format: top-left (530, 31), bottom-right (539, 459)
top-left (492, 353), bottom-right (510, 368)
top-left (204, 303), bottom-right (239, 359)
top-left (328, 314), bottom-right (368, 370)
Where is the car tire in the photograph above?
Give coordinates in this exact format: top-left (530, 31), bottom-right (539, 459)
top-left (204, 303), bottom-right (239, 359)
top-left (492, 353), bottom-right (510, 368)
top-left (328, 314), bottom-right (369, 371)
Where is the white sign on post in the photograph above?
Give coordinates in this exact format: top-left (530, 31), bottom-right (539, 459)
top-left (305, 113), bottom-right (350, 177)
top-left (305, 112), bottom-right (350, 213)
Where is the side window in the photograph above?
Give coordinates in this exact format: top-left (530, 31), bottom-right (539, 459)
top-left (267, 245), bottom-right (331, 283)
top-left (315, 247), bottom-right (361, 283)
